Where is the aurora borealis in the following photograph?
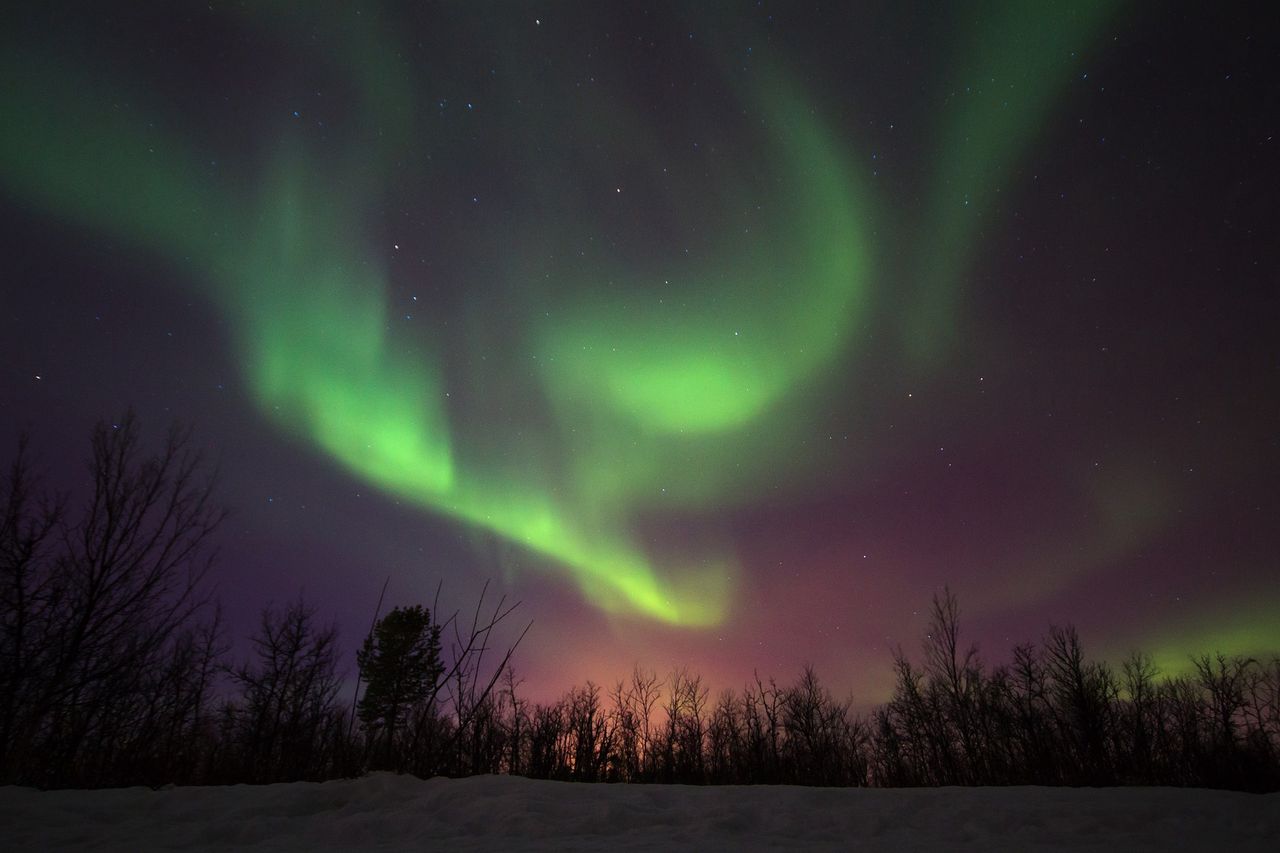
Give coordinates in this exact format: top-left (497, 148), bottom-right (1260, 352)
top-left (2, 2), bottom-right (1276, 702)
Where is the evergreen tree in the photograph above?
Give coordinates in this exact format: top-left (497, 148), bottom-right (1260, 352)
top-left (356, 605), bottom-right (443, 767)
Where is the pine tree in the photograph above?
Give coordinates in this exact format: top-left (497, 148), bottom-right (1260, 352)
top-left (356, 605), bottom-right (443, 768)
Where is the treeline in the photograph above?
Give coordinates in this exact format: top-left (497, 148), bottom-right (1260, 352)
top-left (2, 419), bottom-right (1278, 791)
top-left (492, 599), bottom-right (1280, 792)
top-left (0, 416), bottom-right (526, 788)
top-left (0, 417), bottom-right (226, 789)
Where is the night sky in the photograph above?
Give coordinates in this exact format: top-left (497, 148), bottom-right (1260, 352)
top-left (2, 1), bottom-right (1276, 705)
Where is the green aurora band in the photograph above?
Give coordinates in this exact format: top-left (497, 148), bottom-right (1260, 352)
top-left (904, 0), bottom-right (1118, 366)
top-left (534, 75), bottom-right (870, 437)
top-left (1, 5), bottom-right (1123, 627)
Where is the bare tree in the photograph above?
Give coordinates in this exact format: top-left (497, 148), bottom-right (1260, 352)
top-left (1044, 624), bottom-right (1117, 784)
top-left (921, 588), bottom-right (983, 783)
top-left (706, 688), bottom-right (743, 783)
top-left (0, 414), bottom-right (223, 786)
top-left (0, 438), bottom-right (64, 780)
top-left (1120, 650), bottom-right (1159, 781)
top-left (232, 596), bottom-right (342, 782)
top-left (660, 667), bottom-right (707, 783)
top-left (502, 666), bottom-right (529, 775)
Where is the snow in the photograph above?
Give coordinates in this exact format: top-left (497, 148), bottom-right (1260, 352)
top-left (3, 773), bottom-right (1278, 852)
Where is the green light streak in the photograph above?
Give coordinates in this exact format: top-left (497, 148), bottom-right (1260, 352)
top-left (905, 0), bottom-right (1119, 365)
top-left (233, 158), bottom-right (455, 497)
top-left (0, 5), bottom-right (1121, 627)
top-left (535, 80), bottom-right (869, 436)
top-left (1122, 595), bottom-right (1280, 679)
top-left (0, 55), bottom-right (227, 271)
top-left (0, 49), bottom-right (739, 625)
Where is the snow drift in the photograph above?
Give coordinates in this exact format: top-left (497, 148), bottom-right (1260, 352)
top-left (3, 773), bottom-right (1278, 852)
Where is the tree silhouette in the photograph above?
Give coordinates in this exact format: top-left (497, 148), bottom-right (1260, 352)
top-left (232, 596), bottom-right (342, 782)
top-left (0, 414), bottom-right (223, 786)
top-left (356, 605), bottom-right (443, 769)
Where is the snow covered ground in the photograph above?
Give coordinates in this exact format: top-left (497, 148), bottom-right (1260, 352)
top-left (3, 773), bottom-right (1278, 852)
